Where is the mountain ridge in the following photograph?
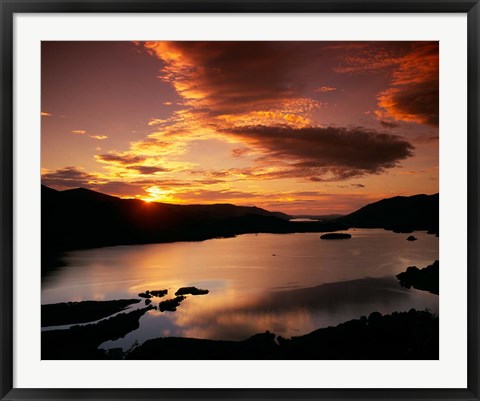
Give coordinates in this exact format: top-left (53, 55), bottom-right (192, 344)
top-left (41, 185), bottom-right (438, 254)
top-left (41, 185), bottom-right (345, 252)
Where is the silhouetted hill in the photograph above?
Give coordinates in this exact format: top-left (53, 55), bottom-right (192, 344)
top-left (42, 186), bottom-right (439, 253)
top-left (41, 185), bottom-right (346, 252)
top-left (61, 187), bottom-right (120, 203)
top-left (336, 193), bottom-right (438, 234)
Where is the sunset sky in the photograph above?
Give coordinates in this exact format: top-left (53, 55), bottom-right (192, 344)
top-left (41, 41), bottom-right (438, 214)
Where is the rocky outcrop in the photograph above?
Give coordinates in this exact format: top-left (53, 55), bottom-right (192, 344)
top-left (159, 296), bottom-right (186, 312)
top-left (396, 260), bottom-right (439, 295)
top-left (175, 287), bottom-right (209, 296)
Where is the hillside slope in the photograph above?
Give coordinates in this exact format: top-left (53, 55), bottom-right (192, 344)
top-left (337, 193), bottom-right (439, 234)
top-left (41, 185), bottom-right (345, 251)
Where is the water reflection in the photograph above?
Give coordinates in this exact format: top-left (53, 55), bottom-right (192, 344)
top-left (100, 275), bottom-right (437, 350)
top-left (42, 229), bottom-right (439, 350)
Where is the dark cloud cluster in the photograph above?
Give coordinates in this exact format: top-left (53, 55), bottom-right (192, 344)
top-left (96, 153), bottom-right (147, 165)
top-left (127, 165), bottom-right (169, 174)
top-left (379, 120), bottom-right (399, 129)
top-left (143, 41), bottom-right (329, 115)
top-left (225, 125), bottom-right (414, 181)
top-left (41, 167), bottom-right (96, 189)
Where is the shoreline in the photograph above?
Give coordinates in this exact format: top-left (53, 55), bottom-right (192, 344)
top-left (41, 308), bottom-right (439, 360)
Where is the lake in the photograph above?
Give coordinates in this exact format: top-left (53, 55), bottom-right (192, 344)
top-left (41, 229), bottom-right (439, 351)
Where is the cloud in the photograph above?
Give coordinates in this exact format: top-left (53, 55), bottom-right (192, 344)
top-left (333, 42), bottom-right (408, 74)
top-left (142, 42), bottom-right (327, 118)
top-left (136, 42), bottom-right (415, 183)
top-left (91, 181), bottom-right (147, 197)
top-left (254, 192), bottom-right (380, 214)
top-left (196, 179), bottom-right (225, 185)
top-left (413, 135), bottom-right (439, 143)
top-left (337, 183), bottom-right (365, 188)
top-left (314, 86), bottom-right (337, 92)
top-left (147, 118), bottom-right (169, 126)
top-left (42, 167), bottom-right (182, 198)
top-left (41, 167), bottom-right (143, 197)
top-left (174, 189), bottom-right (259, 202)
top-left (96, 153), bottom-right (147, 165)
top-left (333, 42), bottom-right (438, 127)
top-left (90, 135), bottom-right (108, 140)
top-left (41, 166), bottom-right (97, 189)
top-left (231, 148), bottom-right (251, 158)
top-left (224, 125), bottom-right (414, 181)
top-left (376, 43), bottom-right (439, 126)
top-left (126, 165), bottom-right (169, 174)
top-left (72, 130), bottom-right (86, 134)
top-left (41, 111), bottom-right (52, 117)
top-left (379, 120), bottom-right (399, 129)
top-left (216, 110), bottom-right (315, 130)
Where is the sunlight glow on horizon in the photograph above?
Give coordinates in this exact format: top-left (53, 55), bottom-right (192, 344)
top-left (41, 41), bottom-right (438, 215)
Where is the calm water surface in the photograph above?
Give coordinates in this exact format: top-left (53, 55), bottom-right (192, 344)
top-left (42, 229), bottom-right (439, 350)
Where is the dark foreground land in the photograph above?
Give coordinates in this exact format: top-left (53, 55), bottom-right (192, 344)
top-left (396, 260), bottom-right (439, 295)
top-left (42, 299), bottom-right (140, 327)
top-left (127, 309), bottom-right (438, 360)
top-left (42, 309), bottom-right (438, 360)
top-left (42, 306), bottom-right (154, 359)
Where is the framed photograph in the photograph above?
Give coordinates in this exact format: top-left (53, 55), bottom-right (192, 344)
top-left (1, 1), bottom-right (479, 400)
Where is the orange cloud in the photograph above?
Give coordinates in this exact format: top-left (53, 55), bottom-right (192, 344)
top-left (376, 43), bottom-right (438, 126)
top-left (314, 86), bottom-right (337, 92)
top-left (72, 130), bottom-right (86, 134)
top-left (96, 152), bottom-right (147, 165)
top-left (333, 42), bottom-right (438, 127)
top-left (41, 111), bottom-right (52, 117)
top-left (147, 118), bottom-right (169, 126)
top-left (142, 42), bottom-right (323, 118)
top-left (216, 110), bottom-right (313, 129)
top-left (333, 43), bottom-right (402, 74)
top-left (90, 135), bottom-right (108, 140)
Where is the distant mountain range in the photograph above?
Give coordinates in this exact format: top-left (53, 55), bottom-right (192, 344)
top-left (41, 185), bottom-right (345, 252)
top-left (41, 185), bottom-right (438, 253)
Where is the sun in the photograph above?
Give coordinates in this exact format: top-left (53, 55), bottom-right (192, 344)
top-left (140, 186), bottom-right (175, 203)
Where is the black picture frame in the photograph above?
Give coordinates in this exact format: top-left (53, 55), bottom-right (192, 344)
top-left (1, 1), bottom-right (479, 400)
